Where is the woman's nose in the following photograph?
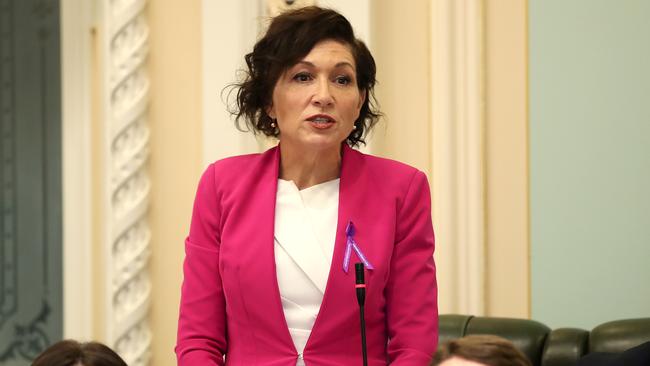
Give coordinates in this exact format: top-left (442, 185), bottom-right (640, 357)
top-left (312, 78), bottom-right (334, 107)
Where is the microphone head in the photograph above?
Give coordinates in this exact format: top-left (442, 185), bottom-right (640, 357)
top-left (355, 262), bottom-right (365, 284)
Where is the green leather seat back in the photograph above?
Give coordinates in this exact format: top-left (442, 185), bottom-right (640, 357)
top-left (437, 315), bottom-right (650, 366)
top-left (438, 314), bottom-right (473, 345)
top-left (589, 318), bottom-right (650, 354)
top-left (541, 328), bottom-right (589, 366)
top-left (464, 316), bottom-right (550, 366)
top-left (438, 315), bottom-right (550, 366)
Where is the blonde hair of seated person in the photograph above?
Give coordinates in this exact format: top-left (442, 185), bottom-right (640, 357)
top-left (431, 335), bottom-right (532, 366)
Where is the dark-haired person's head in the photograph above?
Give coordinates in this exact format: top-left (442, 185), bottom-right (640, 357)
top-left (31, 340), bottom-right (127, 366)
top-left (431, 335), bottom-right (532, 366)
top-left (232, 6), bottom-right (380, 147)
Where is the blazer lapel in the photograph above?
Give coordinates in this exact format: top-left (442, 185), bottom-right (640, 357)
top-left (305, 145), bottom-right (374, 349)
top-left (225, 146), bottom-right (298, 354)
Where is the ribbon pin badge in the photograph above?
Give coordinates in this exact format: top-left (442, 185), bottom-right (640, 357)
top-left (343, 221), bottom-right (375, 273)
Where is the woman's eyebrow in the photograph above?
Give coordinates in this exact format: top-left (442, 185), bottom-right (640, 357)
top-left (335, 61), bottom-right (355, 69)
top-left (294, 60), bottom-right (355, 69)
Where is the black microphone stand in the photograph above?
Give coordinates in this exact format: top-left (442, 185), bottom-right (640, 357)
top-left (355, 262), bottom-right (368, 366)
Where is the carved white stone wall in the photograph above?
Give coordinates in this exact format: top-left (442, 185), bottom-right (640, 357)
top-left (100, 0), bottom-right (152, 364)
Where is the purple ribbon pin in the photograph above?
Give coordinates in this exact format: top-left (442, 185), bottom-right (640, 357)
top-left (343, 221), bottom-right (374, 273)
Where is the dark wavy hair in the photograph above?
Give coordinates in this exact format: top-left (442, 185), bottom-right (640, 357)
top-left (230, 6), bottom-right (381, 147)
top-left (31, 340), bottom-right (128, 366)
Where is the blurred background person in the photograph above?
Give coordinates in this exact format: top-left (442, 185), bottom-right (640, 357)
top-left (31, 340), bottom-right (127, 366)
top-left (431, 335), bottom-right (531, 366)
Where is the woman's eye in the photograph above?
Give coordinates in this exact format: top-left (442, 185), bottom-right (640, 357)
top-left (335, 75), bottom-right (352, 85)
top-left (293, 73), bottom-right (312, 82)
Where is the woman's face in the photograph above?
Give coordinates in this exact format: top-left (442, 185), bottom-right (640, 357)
top-left (268, 39), bottom-right (365, 154)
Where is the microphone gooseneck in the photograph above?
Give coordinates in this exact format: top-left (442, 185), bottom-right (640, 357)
top-left (355, 262), bottom-right (368, 366)
top-left (355, 262), bottom-right (366, 306)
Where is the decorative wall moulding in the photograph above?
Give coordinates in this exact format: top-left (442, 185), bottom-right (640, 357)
top-left (430, 0), bottom-right (485, 315)
top-left (99, 0), bottom-right (152, 365)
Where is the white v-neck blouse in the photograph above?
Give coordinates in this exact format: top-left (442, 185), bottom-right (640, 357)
top-left (274, 178), bottom-right (340, 364)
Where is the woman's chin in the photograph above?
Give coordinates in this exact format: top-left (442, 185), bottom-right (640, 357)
top-left (282, 133), bottom-right (345, 153)
top-left (302, 136), bottom-right (346, 152)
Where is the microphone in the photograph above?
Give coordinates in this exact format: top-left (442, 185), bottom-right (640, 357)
top-left (355, 262), bottom-right (368, 366)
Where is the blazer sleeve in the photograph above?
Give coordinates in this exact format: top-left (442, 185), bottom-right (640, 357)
top-left (386, 170), bottom-right (439, 365)
top-left (175, 164), bottom-right (227, 366)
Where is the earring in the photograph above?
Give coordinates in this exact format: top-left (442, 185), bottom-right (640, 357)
top-left (353, 124), bottom-right (357, 130)
top-left (270, 119), bottom-right (277, 128)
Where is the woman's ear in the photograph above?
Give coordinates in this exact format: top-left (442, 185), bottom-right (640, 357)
top-left (266, 105), bottom-right (276, 119)
top-left (357, 90), bottom-right (367, 110)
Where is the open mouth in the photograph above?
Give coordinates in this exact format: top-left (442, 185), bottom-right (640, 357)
top-left (307, 114), bottom-right (336, 126)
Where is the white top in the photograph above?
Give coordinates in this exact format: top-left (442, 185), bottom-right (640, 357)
top-left (274, 178), bottom-right (340, 365)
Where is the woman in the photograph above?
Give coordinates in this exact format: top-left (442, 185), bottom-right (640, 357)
top-left (176, 6), bottom-right (438, 365)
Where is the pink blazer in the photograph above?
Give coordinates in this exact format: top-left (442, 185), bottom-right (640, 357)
top-left (176, 145), bottom-right (438, 365)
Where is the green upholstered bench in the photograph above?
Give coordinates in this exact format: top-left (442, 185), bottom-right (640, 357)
top-left (438, 314), bottom-right (650, 366)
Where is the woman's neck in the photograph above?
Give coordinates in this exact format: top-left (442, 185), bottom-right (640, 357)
top-left (279, 143), bottom-right (342, 190)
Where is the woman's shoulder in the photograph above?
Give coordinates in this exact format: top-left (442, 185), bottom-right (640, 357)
top-left (210, 152), bottom-right (263, 172)
top-left (347, 147), bottom-right (429, 198)
top-left (351, 148), bottom-right (425, 182)
top-left (199, 147), bottom-right (278, 193)
top-left (208, 146), bottom-right (277, 176)
top-left (362, 153), bottom-right (420, 175)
